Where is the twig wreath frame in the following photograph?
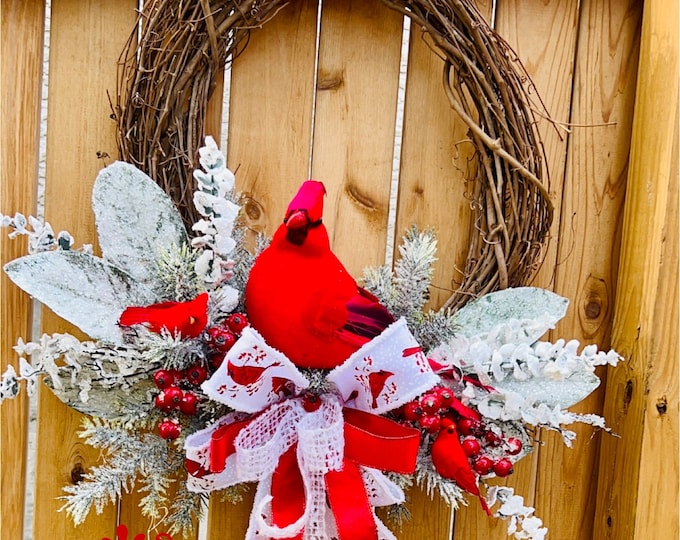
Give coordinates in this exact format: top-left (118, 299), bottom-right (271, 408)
top-left (113, 0), bottom-right (554, 310)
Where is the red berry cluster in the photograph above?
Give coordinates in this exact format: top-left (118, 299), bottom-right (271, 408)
top-left (154, 312), bottom-right (249, 441)
top-left (397, 385), bottom-right (522, 478)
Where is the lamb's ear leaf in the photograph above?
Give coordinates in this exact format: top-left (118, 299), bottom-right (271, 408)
top-left (4, 251), bottom-right (156, 343)
top-left (453, 287), bottom-right (568, 343)
top-left (92, 161), bottom-right (188, 287)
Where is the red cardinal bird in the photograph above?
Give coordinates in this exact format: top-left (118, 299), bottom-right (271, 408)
top-left (245, 181), bottom-right (394, 369)
top-left (431, 423), bottom-right (491, 516)
top-left (119, 292), bottom-right (209, 338)
top-left (227, 360), bottom-right (281, 387)
top-left (368, 369), bottom-right (394, 408)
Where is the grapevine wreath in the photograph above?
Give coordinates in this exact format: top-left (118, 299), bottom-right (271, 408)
top-left (0, 2), bottom-right (621, 540)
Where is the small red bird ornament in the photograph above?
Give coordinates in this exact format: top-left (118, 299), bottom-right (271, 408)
top-left (431, 422), bottom-right (491, 516)
top-left (119, 292), bottom-right (209, 338)
top-left (245, 181), bottom-right (394, 369)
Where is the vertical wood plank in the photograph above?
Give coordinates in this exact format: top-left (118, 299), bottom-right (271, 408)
top-left (535, 2), bottom-right (643, 539)
top-left (311, 0), bottom-right (403, 275)
top-left (33, 1), bottom-right (138, 539)
top-left (453, 0), bottom-right (581, 536)
top-left (209, 3), bottom-right (319, 537)
top-left (594, 0), bottom-right (679, 537)
top-left (1, 2), bottom-right (45, 540)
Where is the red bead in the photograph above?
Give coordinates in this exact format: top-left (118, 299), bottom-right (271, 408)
top-left (420, 393), bottom-right (443, 415)
top-left (484, 430), bottom-right (503, 447)
top-left (164, 386), bottom-right (183, 407)
top-left (152, 369), bottom-right (174, 390)
top-left (154, 392), bottom-right (174, 412)
top-left (457, 417), bottom-right (480, 436)
top-left (402, 400), bottom-right (424, 421)
top-left (493, 458), bottom-right (514, 477)
top-left (505, 437), bottom-right (523, 455)
top-left (209, 352), bottom-right (226, 370)
top-left (158, 419), bottom-right (181, 440)
top-left (206, 326), bottom-right (237, 353)
top-left (302, 393), bottom-right (322, 412)
top-left (186, 364), bottom-right (209, 386)
top-left (435, 386), bottom-right (455, 408)
top-left (418, 415), bottom-right (441, 433)
top-left (473, 455), bottom-right (494, 475)
top-left (461, 437), bottom-right (482, 457)
top-left (226, 313), bottom-right (249, 334)
top-left (179, 392), bottom-right (199, 415)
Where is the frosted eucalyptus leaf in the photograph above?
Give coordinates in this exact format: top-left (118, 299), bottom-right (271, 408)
top-left (4, 251), bottom-right (155, 343)
top-left (453, 287), bottom-right (568, 343)
top-left (493, 370), bottom-right (600, 409)
top-left (92, 162), bottom-right (188, 287)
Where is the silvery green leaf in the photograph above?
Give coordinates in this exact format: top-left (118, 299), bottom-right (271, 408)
top-left (492, 370), bottom-right (600, 409)
top-left (92, 161), bottom-right (187, 287)
top-left (4, 251), bottom-right (155, 343)
top-left (453, 287), bottom-right (568, 343)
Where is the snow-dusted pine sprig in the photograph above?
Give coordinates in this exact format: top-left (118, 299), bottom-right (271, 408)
top-left (154, 243), bottom-right (204, 302)
top-left (191, 136), bottom-right (240, 289)
top-left (362, 227), bottom-right (439, 323)
top-left (61, 417), bottom-right (182, 526)
top-left (137, 329), bottom-right (205, 372)
top-left (167, 484), bottom-right (207, 539)
top-left (1, 212), bottom-right (81, 253)
top-left (413, 448), bottom-right (467, 508)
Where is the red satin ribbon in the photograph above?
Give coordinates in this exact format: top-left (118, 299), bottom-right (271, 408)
top-left (188, 406), bottom-right (421, 540)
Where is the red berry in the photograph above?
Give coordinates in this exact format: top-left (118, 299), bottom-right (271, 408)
top-left (457, 417), bottom-right (480, 436)
top-left (209, 352), bottom-right (225, 370)
top-left (226, 313), bottom-right (249, 334)
top-left (179, 392), bottom-right (199, 415)
top-left (435, 386), bottom-right (455, 408)
top-left (164, 386), bottom-right (183, 408)
top-left (493, 458), bottom-right (514, 477)
top-left (505, 437), bottom-right (523, 455)
top-left (158, 419), bottom-right (181, 440)
top-left (440, 415), bottom-right (456, 429)
top-left (484, 430), bottom-right (503, 447)
top-left (186, 364), bottom-right (209, 386)
top-left (418, 415), bottom-right (441, 433)
top-left (473, 455), bottom-right (494, 475)
top-left (302, 393), bottom-right (322, 412)
top-left (152, 369), bottom-right (174, 389)
top-left (461, 437), bottom-right (482, 457)
top-left (154, 392), bottom-right (174, 412)
top-left (206, 326), bottom-right (236, 353)
top-left (402, 401), bottom-right (424, 421)
top-left (420, 393), bottom-right (443, 415)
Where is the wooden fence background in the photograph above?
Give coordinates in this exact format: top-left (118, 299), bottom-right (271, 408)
top-left (1, 1), bottom-right (677, 539)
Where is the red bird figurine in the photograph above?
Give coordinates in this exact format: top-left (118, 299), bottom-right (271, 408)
top-left (431, 423), bottom-right (491, 516)
top-left (245, 181), bottom-right (394, 369)
top-left (119, 292), bottom-right (209, 338)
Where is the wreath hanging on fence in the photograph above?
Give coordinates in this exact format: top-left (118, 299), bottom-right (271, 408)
top-left (1, 2), bottom-right (620, 540)
top-left (113, 0), bottom-right (553, 310)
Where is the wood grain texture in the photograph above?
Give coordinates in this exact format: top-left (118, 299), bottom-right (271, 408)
top-left (209, 2), bottom-right (318, 536)
top-left (594, 0), bottom-right (678, 537)
top-left (453, 1), bottom-right (581, 537)
top-left (535, 2), bottom-right (643, 539)
top-left (227, 0), bottom-right (318, 239)
top-left (1, 2), bottom-right (45, 540)
top-left (33, 1), bottom-right (138, 539)
top-left (311, 0), bottom-right (403, 275)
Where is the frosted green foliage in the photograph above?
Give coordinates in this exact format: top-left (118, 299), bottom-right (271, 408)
top-left (192, 137), bottom-right (240, 291)
top-left (409, 309), bottom-right (457, 353)
top-left (167, 486), bottom-right (206, 539)
top-left (487, 487), bottom-right (548, 540)
top-left (93, 161), bottom-right (188, 288)
top-left (137, 329), bottom-right (205, 371)
top-left (61, 418), bottom-right (183, 527)
top-left (155, 244), bottom-right (204, 302)
top-left (413, 449), bottom-right (465, 509)
top-left (2, 212), bottom-right (77, 253)
top-left (1, 333), bottom-right (158, 419)
top-left (4, 251), bottom-right (156, 343)
top-left (452, 287), bottom-right (568, 344)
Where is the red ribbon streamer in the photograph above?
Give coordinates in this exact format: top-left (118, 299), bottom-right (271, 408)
top-left (208, 417), bottom-right (252, 473)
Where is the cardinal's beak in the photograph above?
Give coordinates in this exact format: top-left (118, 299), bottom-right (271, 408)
top-left (285, 210), bottom-right (309, 230)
